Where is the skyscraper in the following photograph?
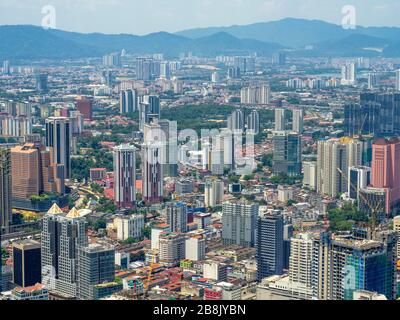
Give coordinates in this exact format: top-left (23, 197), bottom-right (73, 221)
top-left (113, 144), bottom-right (137, 209)
top-left (317, 138), bottom-right (363, 197)
top-left (75, 97), bottom-right (93, 121)
top-left (35, 73), bottom-right (48, 92)
top-left (292, 108), bottom-right (304, 134)
top-left (45, 117), bottom-right (71, 179)
top-left (77, 243), bottom-right (115, 300)
top-left (165, 202), bottom-right (188, 233)
top-left (289, 233), bottom-right (313, 288)
top-left (227, 110), bottom-right (245, 132)
top-left (275, 108), bottom-right (285, 131)
top-left (141, 141), bottom-right (164, 204)
top-left (272, 131), bottom-right (302, 176)
top-left (222, 201), bottom-right (258, 248)
top-left (256, 211), bottom-right (284, 282)
top-left (348, 166), bottom-right (371, 200)
top-left (139, 95), bottom-right (161, 131)
top-left (341, 63), bottom-right (356, 86)
top-left (0, 148), bottom-right (12, 233)
top-left (41, 205), bottom-right (88, 298)
top-left (119, 89), bottom-right (137, 114)
top-left (246, 110), bottom-right (260, 134)
top-left (136, 57), bottom-right (153, 81)
top-left (12, 240), bottom-right (41, 288)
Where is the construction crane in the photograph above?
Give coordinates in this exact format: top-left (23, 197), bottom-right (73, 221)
top-left (336, 167), bottom-right (385, 238)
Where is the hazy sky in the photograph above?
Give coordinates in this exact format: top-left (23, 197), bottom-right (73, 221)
top-left (0, 0), bottom-right (399, 35)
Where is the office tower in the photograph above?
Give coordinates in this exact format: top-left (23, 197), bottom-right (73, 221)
top-left (166, 202), bottom-right (188, 233)
top-left (3, 60), bottom-right (10, 75)
top-left (12, 240), bottom-right (41, 288)
top-left (227, 110), bottom-right (245, 132)
top-left (103, 53), bottom-right (121, 67)
top-left (113, 144), bottom-right (137, 209)
top-left (141, 141), bottom-right (164, 204)
top-left (35, 73), bottom-right (48, 92)
top-left (359, 138), bottom-right (400, 215)
top-left (75, 97), bottom-right (93, 121)
top-left (119, 89), bottom-right (137, 114)
top-left (136, 57), bottom-right (153, 80)
top-left (317, 138), bottom-right (363, 197)
top-left (330, 237), bottom-right (394, 300)
top-left (393, 216), bottom-right (400, 260)
top-left (274, 108), bottom-right (285, 131)
top-left (272, 131), bottom-right (302, 176)
top-left (204, 179), bottom-right (224, 208)
top-left (341, 63), bottom-right (356, 86)
top-left (240, 85), bottom-right (270, 105)
top-left (348, 166), bottom-right (371, 200)
top-left (292, 108), bottom-right (304, 134)
top-left (139, 95), bottom-right (160, 131)
top-left (10, 143), bottom-right (64, 200)
top-left (0, 148), bottom-right (12, 233)
top-left (289, 233), bottom-right (313, 288)
top-left (256, 211), bottom-right (284, 282)
top-left (159, 233), bottom-right (186, 267)
top-left (41, 205), bottom-right (88, 298)
top-left (77, 243), bottom-right (115, 300)
top-left (143, 119), bottom-right (178, 178)
top-left (283, 224), bottom-right (293, 270)
top-left (272, 51), bottom-right (286, 65)
top-left (396, 70), bottom-right (400, 91)
top-left (69, 111), bottom-right (84, 135)
top-left (185, 234), bottom-right (206, 261)
top-left (45, 117), bottom-right (71, 179)
top-left (303, 161), bottom-right (317, 190)
top-left (114, 215), bottom-right (144, 241)
top-left (160, 61), bottom-right (170, 80)
top-left (368, 73), bottom-right (379, 89)
top-left (222, 201), bottom-right (258, 248)
top-left (246, 110), bottom-right (260, 134)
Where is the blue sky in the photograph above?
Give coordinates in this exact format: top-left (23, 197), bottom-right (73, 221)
top-left (0, 0), bottom-right (399, 34)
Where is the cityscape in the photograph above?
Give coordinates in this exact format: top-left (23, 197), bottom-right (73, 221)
top-left (1, 0), bottom-right (400, 305)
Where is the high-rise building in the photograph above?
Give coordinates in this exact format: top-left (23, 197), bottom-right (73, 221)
top-left (165, 202), bottom-right (187, 233)
top-left (303, 161), bottom-right (317, 190)
top-left (341, 63), bottom-right (356, 86)
top-left (141, 141), bottom-right (164, 204)
top-left (45, 117), bottom-right (71, 179)
top-left (75, 97), bottom-right (93, 121)
top-left (159, 233), bottom-right (186, 267)
top-left (393, 216), bottom-right (400, 260)
top-left (77, 243), bottom-right (115, 300)
top-left (103, 53), bottom-right (121, 66)
top-left (222, 201), bottom-right (258, 248)
top-left (3, 60), bottom-right (10, 75)
top-left (344, 93), bottom-right (400, 137)
top-left (119, 89), bottom-right (137, 114)
top-left (113, 144), bottom-right (137, 209)
top-left (185, 234), bottom-right (206, 261)
top-left (368, 73), bottom-right (379, 90)
top-left (275, 108), bottom-right (285, 131)
top-left (396, 69), bottom-right (400, 91)
top-left (114, 215), bottom-right (144, 241)
top-left (227, 110), bottom-right (245, 132)
top-left (317, 138), bottom-right (363, 197)
top-left (160, 61), bottom-right (171, 80)
top-left (256, 211), bottom-right (284, 282)
top-left (348, 166), bottom-right (371, 200)
top-left (289, 233), bottom-right (313, 288)
top-left (246, 110), bottom-right (260, 135)
top-left (12, 240), bottom-right (41, 288)
top-left (292, 108), bottom-right (304, 134)
top-left (272, 131), bottom-right (302, 176)
top-left (35, 73), bottom-right (48, 92)
top-left (41, 205), bottom-right (88, 298)
top-left (204, 179), bottom-right (224, 208)
top-left (240, 85), bottom-right (270, 105)
top-left (139, 95), bottom-right (160, 131)
top-left (0, 148), bottom-right (12, 233)
top-left (136, 57), bottom-right (153, 80)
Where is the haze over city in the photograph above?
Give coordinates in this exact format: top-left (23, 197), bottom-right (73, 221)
top-left (0, 0), bottom-right (400, 34)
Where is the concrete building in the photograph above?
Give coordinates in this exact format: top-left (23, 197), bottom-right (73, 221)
top-left (204, 179), bottom-right (224, 208)
top-left (303, 161), bottom-right (317, 190)
top-left (203, 260), bottom-right (228, 282)
top-left (292, 108), bottom-right (304, 134)
top-left (272, 131), bottom-right (302, 176)
top-left (142, 141), bottom-right (164, 204)
top-left (165, 202), bottom-right (187, 233)
top-left (185, 234), bottom-right (206, 261)
top-left (222, 201), bottom-right (258, 248)
top-left (114, 215), bottom-right (144, 241)
top-left (159, 233), bottom-right (186, 267)
top-left (274, 108), bottom-right (285, 131)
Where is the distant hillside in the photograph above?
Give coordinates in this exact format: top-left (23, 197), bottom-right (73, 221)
top-left (0, 25), bottom-right (282, 60)
top-left (176, 17), bottom-right (400, 49)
